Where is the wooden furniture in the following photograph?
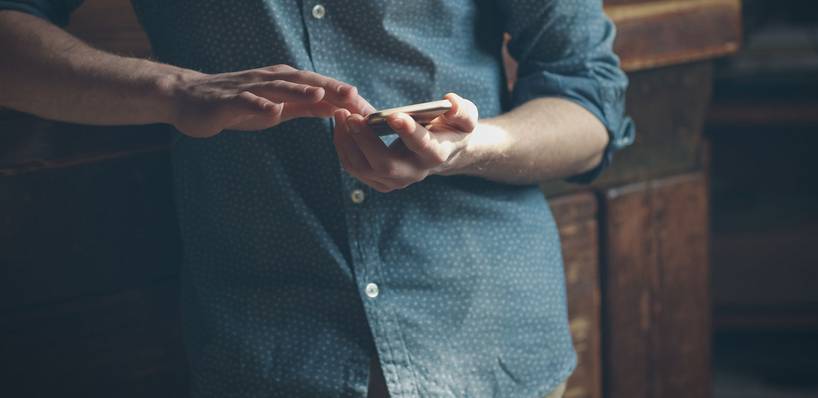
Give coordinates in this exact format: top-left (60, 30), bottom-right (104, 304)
top-left (0, 1), bottom-right (741, 397)
top-left (547, 1), bottom-right (740, 397)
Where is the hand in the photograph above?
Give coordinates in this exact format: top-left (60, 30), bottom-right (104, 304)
top-left (333, 93), bottom-right (479, 192)
top-left (165, 64), bottom-right (374, 138)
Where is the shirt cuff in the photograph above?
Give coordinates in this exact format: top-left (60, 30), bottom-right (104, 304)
top-left (510, 71), bottom-right (635, 184)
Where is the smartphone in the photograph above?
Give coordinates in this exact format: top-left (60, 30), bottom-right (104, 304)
top-left (366, 99), bottom-right (452, 136)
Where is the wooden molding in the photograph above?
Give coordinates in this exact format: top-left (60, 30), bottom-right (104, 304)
top-left (606, 0), bottom-right (742, 72)
top-left (602, 173), bottom-right (711, 398)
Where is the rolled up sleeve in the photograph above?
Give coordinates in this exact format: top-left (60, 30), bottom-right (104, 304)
top-left (501, 0), bottom-right (635, 183)
top-left (0, 0), bottom-right (83, 26)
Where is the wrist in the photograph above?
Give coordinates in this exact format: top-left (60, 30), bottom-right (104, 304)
top-left (152, 65), bottom-right (206, 127)
top-left (437, 120), bottom-right (512, 177)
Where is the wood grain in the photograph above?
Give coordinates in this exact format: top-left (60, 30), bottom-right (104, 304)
top-left (601, 173), bottom-right (711, 398)
top-left (0, 116), bottom-right (171, 175)
top-left (552, 192), bottom-right (603, 398)
top-left (608, 0), bottom-right (742, 71)
top-left (66, 0), bottom-right (151, 57)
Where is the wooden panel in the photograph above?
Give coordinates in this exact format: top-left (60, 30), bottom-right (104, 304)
top-left (708, 100), bottom-right (818, 126)
top-left (602, 173), bottom-right (710, 398)
top-left (0, 152), bottom-right (181, 310)
top-left (0, 115), bottom-right (171, 174)
top-left (551, 192), bottom-right (602, 398)
top-left (67, 0), bottom-right (152, 57)
top-left (0, 279), bottom-right (188, 398)
top-left (607, 0), bottom-right (742, 72)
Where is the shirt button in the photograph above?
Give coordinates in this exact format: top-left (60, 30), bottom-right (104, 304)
top-left (350, 189), bottom-right (365, 204)
top-left (365, 283), bottom-right (379, 298)
top-left (311, 4), bottom-right (326, 19)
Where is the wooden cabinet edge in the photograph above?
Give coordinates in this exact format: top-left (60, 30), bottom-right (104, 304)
top-left (606, 0), bottom-right (742, 72)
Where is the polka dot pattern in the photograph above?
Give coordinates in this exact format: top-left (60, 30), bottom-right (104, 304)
top-left (1, 0), bottom-right (633, 397)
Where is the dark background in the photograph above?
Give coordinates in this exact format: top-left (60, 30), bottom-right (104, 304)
top-left (708, 0), bottom-right (818, 397)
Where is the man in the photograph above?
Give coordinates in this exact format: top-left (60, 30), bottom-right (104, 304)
top-left (0, 1), bottom-right (633, 397)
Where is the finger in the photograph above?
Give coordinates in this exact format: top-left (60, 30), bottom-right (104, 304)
top-left (202, 91), bottom-right (277, 135)
top-left (246, 80), bottom-right (324, 104)
top-left (348, 169), bottom-right (396, 193)
top-left (333, 109), bottom-right (370, 174)
top-left (276, 69), bottom-right (375, 114)
top-left (335, 111), bottom-right (405, 190)
top-left (227, 91), bottom-right (284, 119)
top-left (435, 92), bottom-right (479, 132)
top-left (347, 115), bottom-right (417, 180)
top-left (234, 91), bottom-right (275, 112)
top-left (282, 101), bottom-right (339, 121)
top-left (365, 179), bottom-right (397, 193)
top-left (346, 115), bottom-right (391, 169)
top-left (386, 112), bottom-right (447, 165)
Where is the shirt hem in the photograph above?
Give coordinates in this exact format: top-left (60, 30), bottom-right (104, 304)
top-left (530, 352), bottom-right (577, 398)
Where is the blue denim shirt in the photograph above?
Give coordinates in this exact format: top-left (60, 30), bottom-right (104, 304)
top-left (2, 1), bottom-right (633, 396)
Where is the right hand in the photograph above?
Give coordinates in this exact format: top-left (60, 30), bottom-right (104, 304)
top-left (165, 64), bottom-right (374, 138)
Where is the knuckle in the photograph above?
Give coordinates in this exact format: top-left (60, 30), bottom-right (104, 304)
top-left (266, 80), bottom-right (288, 90)
top-left (429, 150), bottom-right (448, 165)
top-left (255, 70), bottom-right (279, 82)
top-left (414, 137), bottom-right (434, 154)
top-left (269, 64), bottom-right (293, 72)
top-left (463, 119), bottom-right (478, 132)
top-left (269, 103), bottom-right (284, 115)
top-left (344, 85), bottom-right (358, 95)
top-left (245, 70), bottom-right (266, 81)
top-left (382, 163), bottom-right (402, 178)
top-left (373, 161), bottom-right (396, 178)
top-left (278, 70), bottom-right (303, 82)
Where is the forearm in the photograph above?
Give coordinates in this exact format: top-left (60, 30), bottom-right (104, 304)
top-left (450, 97), bottom-right (609, 185)
top-left (0, 10), bottom-right (187, 125)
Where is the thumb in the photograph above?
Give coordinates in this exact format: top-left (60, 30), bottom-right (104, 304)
top-left (436, 93), bottom-right (478, 132)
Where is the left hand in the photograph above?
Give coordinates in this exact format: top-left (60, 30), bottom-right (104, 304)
top-left (332, 93), bottom-right (479, 192)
